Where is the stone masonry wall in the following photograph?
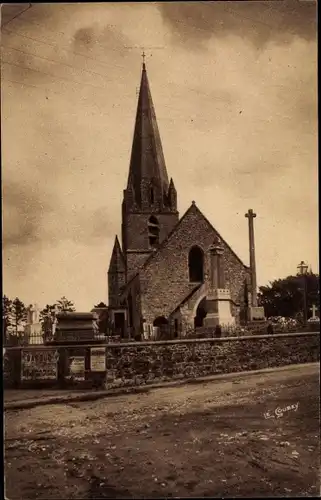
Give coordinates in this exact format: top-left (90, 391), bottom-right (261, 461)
top-left (105, 333), bottom-right (319, 389)
top-left (139, 204), bottom-right (250, 326)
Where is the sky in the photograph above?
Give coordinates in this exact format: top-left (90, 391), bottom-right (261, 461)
top-left (1, 1), bottom-right (318, 311)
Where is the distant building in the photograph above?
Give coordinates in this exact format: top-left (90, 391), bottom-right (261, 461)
top-left (107, 63), bottom-right (251, 339)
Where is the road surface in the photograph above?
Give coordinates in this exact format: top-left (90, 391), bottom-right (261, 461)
top-left (5, 363), bottom-right (320, 499)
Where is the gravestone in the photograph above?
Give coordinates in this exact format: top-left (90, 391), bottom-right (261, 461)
top-left (24, 304), bottom-right (42, 344)
top-left (52, 312), bottom-right (106, 387)
top-left (310, 304), bottom-right (319, 320)
top-left (53, 312), bottom-right (99, 344)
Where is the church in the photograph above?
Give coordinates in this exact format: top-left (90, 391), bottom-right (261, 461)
top-left (107, 62), bottom-right (254, 340)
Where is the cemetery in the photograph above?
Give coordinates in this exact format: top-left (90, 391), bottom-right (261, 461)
top-left (3, 58), bottom-right (320, 392)
top-left (3, 310), bottom-right (319, 390)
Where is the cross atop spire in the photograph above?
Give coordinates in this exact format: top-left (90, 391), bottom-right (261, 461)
top-left (142, 50), bottom-right (146, 64)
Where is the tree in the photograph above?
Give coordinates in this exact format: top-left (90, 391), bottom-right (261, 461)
top-left (2, 295), bottom-right (13, 343)
top-left (94, 302), bottom-right (108, 308)
top-left (56, 296), bottom-right (76, 313)
top-left (40, 304), bottom-right (57, 323)
top-left (40, 304), bottom-right (57, 343)
top-left (40, 297), bottom-right (75, 342)
top-left (11, 297), bottom-right (27, 335)
top-left (258, 272), bottom-right (320, 319)
top-left (40, 297), bottom-right (75, 322)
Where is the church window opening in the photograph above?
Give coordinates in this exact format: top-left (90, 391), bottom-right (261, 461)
top-left (188, 246), bottom-right (204, 282)
top-left (148, 215), bottom-right (160, 248)
top-left (150, 187), bottom-right (154, 204)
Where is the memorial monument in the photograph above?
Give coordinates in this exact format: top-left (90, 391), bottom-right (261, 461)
top-left (24, 304), bottom-right (42, 344)
top-left (245, 209), bottom-right (265, 323)
top-left (203, 237), bottom-right (235, 327)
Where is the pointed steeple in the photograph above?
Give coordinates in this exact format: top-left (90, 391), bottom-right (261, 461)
top-left (108, 236), bottom-right (125, 274)
top-left (120, 62), bottom-right (179, 279)
top-left (126, 62), bottom-right (169, 207)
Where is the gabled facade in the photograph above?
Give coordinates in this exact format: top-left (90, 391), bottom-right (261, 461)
top-left (107, 63), bottom-right (251, 339)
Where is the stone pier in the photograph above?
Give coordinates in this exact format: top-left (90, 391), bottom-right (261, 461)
top-left (204, 237), bottom-right (235, 327)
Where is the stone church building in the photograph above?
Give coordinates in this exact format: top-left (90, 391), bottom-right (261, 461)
top-left (107, 62), bottom-right (252, 339)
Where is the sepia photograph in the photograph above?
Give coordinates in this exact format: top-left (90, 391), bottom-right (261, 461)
top-left (2, 1), bottom-right (319, 498)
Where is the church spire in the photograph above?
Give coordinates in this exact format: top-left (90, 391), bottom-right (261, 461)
top-left (126, 61), bottom-right (169, 208)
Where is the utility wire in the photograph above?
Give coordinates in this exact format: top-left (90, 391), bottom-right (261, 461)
top-left (3, 78), bottom-right (59, 94)
top-left (2, 61), bottom-right (229, 114)
top-left (1, 4), bottom-right (32, 28)
top-left (3, 79), bottom-right (219, 124)
top-left (2, 28), bottom-right (122, 70)
top-left (12, 17), bottom-right (166, 52)
top-left (2, 61), bottom-right (110, 91)
top-left (2, 45), bottom-right (115, 81)
top-left (2, 45), bottom-right (239, 102)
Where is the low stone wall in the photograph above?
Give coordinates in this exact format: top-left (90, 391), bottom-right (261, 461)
top-left (105, 332), bottom-right (320, 389)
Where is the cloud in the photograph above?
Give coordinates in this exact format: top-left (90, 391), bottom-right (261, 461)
top-left (158, 0), bottom-right (317, 49)
top-left (73, 24), bottom-right (131, 52)
top-left (2, 179), bottom-right (50, 249)
top-left (40, 205), bottom-right (117, 247)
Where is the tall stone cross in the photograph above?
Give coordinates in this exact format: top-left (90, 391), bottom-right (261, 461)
top-left (245, 209), bottom-right (257, 307)
top-left (297, 260), bottom-right (308, 275)
top-left (310, 304), bottom-right (318, 319)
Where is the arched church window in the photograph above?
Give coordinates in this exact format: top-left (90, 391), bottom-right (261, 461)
top-left (148, 215), bottom-right (160, 248)
top-left (188, 246), bottom-right (204, 282)
top-left (150, 187), bottom-right (154, 204)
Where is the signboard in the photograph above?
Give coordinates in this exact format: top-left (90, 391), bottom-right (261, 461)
top-left (21, 348), bottom-right (59, 381)
top-left (90, 347), bottom-right (106, 372)
top-left (69, 356), bottom-right (85, 380)
top-left (55, 330), bottom-right (95, 343)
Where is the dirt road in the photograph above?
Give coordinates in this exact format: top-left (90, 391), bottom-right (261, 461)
top-left (5, 364), bottom-right (320, 499)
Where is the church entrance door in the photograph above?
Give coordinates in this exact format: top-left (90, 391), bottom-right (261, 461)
top-left (114, 312), bottom-right (126, 338)
top-left (153, 316), bottom-right (169, 340)
top-left (194, 297), bottom-right (207, 328)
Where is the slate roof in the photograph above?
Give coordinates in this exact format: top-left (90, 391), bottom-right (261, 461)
top-left (126, 63), bottom-right (169, 205)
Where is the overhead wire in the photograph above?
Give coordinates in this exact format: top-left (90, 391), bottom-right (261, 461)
top-left (2, 26), bottom-right (162, 77)
top-left (2, 41), bottom-right (234, 103)
top-left (2, 61), bottom-right (111, 91)
top-left (2, 28), bottom-right (125, 70)
top-left (2, 45), bottom-right (118, 81)
top-left (2, 7), bottom-right (265, 102)
top-left (12, 16), bottom-right (166, 51)
top-left (2, 4), bottom-right (293, 122)
top-left (1, 4), bottom-right (32, 28)
top-left (3, 79), bottom-right (218, 124)
top-left (2, 50), bottom-right (234, 103)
